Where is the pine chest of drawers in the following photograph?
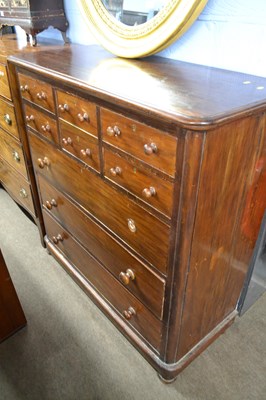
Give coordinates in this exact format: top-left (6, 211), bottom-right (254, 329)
top-left (9, 45), bottom-right (266, 381)
top-left (0, 34), bottom-right (65, 243)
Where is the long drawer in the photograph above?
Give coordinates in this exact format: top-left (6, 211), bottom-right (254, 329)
top-left (29, 132), bottom-right (170, 273)
top-left (0, 63), bottom-right (11, 101)
top-left (0, 97), bottom-right (19, 139)
top-left (0, 155), bottom-right (35, 216)
top-left (44, 211), bottom-right (162, 351)
top-left (38, 174), bottom-right (165, 319)
top-left (0, 128), bottom-right (28, 178)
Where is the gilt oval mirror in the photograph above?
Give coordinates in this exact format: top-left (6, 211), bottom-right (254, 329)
top-left (78, 0), bottom-right (208, 58)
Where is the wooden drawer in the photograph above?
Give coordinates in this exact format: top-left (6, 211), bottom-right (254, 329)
top-left (101, 108), bottom-right (177, 177)
top-left (29, 132), bottom-right (170, 273)
top-left (18, 73), bottom-right (55, 113)
top-left (104, 149), bottom-right (174, 217)
top-left (0, 128), bottom-right (27, 179)
top-left (0, 63), bottom-right (11, 101)
top-left (0, 97), bottom-right (19, 139)
top-left (56, 90), bottom-right (97, 137)
top-left (38, 174), bottom-right (165, 319)
top-left (24, 103), bottom-right (59, 144)
top-left (0, 155), bottom-right (35, 216)
top-left (44, 211), bottom-right (162, 351)
top-left (59, 120), bottom-right (100, 172)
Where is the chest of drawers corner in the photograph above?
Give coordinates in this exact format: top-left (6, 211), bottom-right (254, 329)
top-left (9, 46), bottom-right (266, 382)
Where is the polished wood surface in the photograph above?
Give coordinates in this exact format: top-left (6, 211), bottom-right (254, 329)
top-left (0, 128), bottom-right (27, 178)
top-left (0, 63), bottom-right (11, 100)
top-left (0, 96), bottom-right (19, 139)
top-left (38, 174), bottom-right (165, 319)
top-left (44, 211), bottom-right (162, 351)
top-left (24, 103), bottom-right (58, 144)
top-left (0, 155), bottom-right (35, 215)
top-left (29, 131), bottom-right (170, 273)
top-left (0, 249), bottom-right (26, 342)
top-left (8, 43), bottom-right (266, 381)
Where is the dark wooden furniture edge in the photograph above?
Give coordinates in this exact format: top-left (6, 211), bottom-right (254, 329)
top-left (7, 55), bottom-right (266, 131)
top-left (45, 236), bottom-right (238, 382)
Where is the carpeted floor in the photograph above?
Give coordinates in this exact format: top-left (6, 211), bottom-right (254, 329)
top-left (0, 187), bottom-right (265, 400)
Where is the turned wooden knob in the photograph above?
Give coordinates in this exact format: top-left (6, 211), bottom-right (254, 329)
top-left (142, 186), bottom-right (156, 198)
top-left (80, 148), bottom-right (92, 158)
top-left (62, 137), bottom-right (72, 145)
top-left (107, 125), bottom-right (121, 137)
top-left (110, 166), bottom-right (122, 176)
top-left (58, 103), bottom-right (69, 112)
top-left (37, 157), bottom-right (50, 169)
top-left (26, 115), bottom-right (35, 122)
top-left (52, 234), bottom-right (63, 244)
top-left (20, 84), bottom-right (29, 92)
top-left (144, 143), bottom-right (158, 155)
top-left (41, 124), bottom-right (51, 132)
top-left (45, 199), bottom-right (57, 210)
top-left (119, 269), bottom-right (135, 285)
top-left (37, 91), bottom-right (47, 100)
top-left (123, 306), bottom-right (136, 320)
top-left (77, 112), bottom-right (89, 122)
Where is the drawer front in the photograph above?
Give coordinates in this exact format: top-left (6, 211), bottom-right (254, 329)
top-left (0, 156), bottom-right (35, 216)
top-left (24, 103), bottom-right (59, 144)
top-left (59, 120), bottom-right (100, 172)
top-left (0, 63), bottom-right (11, 100)
top-left (38, 174), bottom-right (165, 319)
top-left (44, 211), bottom-right (162, 351)
top-left (18, 73), bottom-right (55, 113)
top-left (104, 149), bottom-right (174, 217)
top-left (0, 97), bottom-right (19, 139)
top-left (57, 90), bottom-right (97, 137)
top-left (0, 128), bottom-right (27, 178)
top-left (30, 132), bottom-right (170, 273)
top-left (101, 108), bottom-right (177, 176)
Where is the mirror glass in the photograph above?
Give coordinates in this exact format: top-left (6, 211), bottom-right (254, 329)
top-left (102, 0), bottom-right (167, 26)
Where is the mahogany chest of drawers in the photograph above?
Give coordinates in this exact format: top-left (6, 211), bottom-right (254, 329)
top-left (8, 45), bottom-right (266, 381)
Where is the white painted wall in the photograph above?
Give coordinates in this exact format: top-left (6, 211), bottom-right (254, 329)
top-left (20, 0), bottom-right (266, 77)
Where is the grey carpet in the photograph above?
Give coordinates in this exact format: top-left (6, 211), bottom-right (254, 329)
top-left (0, 187), bottom-right (265, 400)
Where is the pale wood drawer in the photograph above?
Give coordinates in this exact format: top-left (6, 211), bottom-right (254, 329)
top-left (24, 103), bottom-right (59, 144)
top-left (0, 156), bottom-right (35, 216)
top-left (104, 149), bottom-right (174, 217)
top-left (56, 90), bottom-right (97, 137)
top-left (59, 120), bottom-right (100, 172)
top-left (38, 174), bottom-right (165, 319)
top-left (0, 97), bottom-right (19, 139)
top-left (0, 63), bottom-right (11, 101)
top-left (0, 128), bottom-right (27, 179)
top-left (18, 73), bottom-right (55, 113)
top-left (29, 132), bottom-right (170, 274)
top-left (44, 210), bottom-right (162, 351)
top-left (101, 108), bottom-right (177, 177)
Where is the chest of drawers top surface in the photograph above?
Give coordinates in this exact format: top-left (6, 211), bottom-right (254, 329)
top-left (9, 44), bottom-right (266, 128)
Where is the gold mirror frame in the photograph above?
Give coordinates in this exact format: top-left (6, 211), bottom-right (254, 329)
top-left (78, 0), bottom-right (208, 58)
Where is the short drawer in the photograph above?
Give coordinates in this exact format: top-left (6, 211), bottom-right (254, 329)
top-left (104, 149), bottom-right (174, 217)
top-left (0, 63), bottom-right (11, 100)
top-left (38, 174), bottom-right (165, 319)
top-left (0, 128), bottom-right (27, 179)
top-left (29, 132), bottom-right (170, 273)
top-left (101, 108), bottom-right (177, 177)
top-left (24, 103), bottom-right (59, 144)
top-left (59, 120), bottom-right (100, 172)
top-left (44, 211), bottom-right (162, 351)
top-left (18, 73), bottom-right (55, 113)
top-left (56, 90), bottom-right (97, 137)
top-left (0, 97), bottom-right (19, 139)
top-left (0, 156), bottom-right (35, 216)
